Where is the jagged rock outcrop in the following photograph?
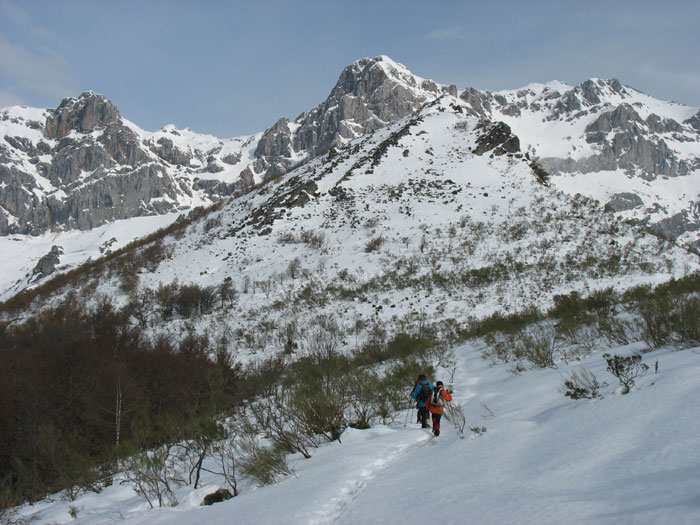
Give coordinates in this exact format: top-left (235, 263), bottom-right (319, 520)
top-left (0, 92), bottom-right (194, 234)
top-left (149, 137), bottom-right (192, 166)
top-left (473, 121), bottom-right (520, 156)
top-left (31, 245), bottom-right (63, 280)
top-left (253, 56), bottom-right (456, 176)
top-left (604, 192), bottom-right (644, 212)
top-left (254, 117), bottom-right (294, 174)
top-left (686, 110), bottom-right (700, 131)
top-left (652, 208), bottom-right (700, 250)
top-left (45, 92), bottom-right (120, 140)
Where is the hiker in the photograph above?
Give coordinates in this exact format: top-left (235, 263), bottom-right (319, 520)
top-left (410, 375), bottom-right (422, 423)
top-left (427, 380), bottom-right (452, 437)
top-left (410, 374), bottom-right (433, 428)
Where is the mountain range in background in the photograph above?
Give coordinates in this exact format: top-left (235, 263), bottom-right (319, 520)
top-left (1, 55), bottom-right (699, 300)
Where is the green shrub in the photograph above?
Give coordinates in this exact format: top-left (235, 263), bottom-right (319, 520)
top-left (673, 296), bottom-right (700, 346)
top-left (637, 296), bottom-right (674, 349)
top-left (603, 353), bottom-right (648, 390)
top-left (239, 440), bottom-right (291, 487)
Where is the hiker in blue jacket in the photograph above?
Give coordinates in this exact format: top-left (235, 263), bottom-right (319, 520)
top-left (410, 374), bottom-right (434, 429)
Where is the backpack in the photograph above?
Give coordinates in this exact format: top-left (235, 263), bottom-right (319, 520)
top-left (417, 382), bottom-right (431, 403)
top-left (430, 387), bottom-right (445, 408)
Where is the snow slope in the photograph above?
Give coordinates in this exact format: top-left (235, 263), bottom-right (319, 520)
top-left (14, 340), bottom-right (700, 524)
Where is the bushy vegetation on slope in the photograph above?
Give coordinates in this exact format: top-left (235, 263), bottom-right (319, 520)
top-left (2, 272), bottom-right (698, 512)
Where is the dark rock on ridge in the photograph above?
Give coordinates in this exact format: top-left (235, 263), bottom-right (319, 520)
top-left (31, 245), bottom-right (63, 280)
top-left (45, 92), bottom-right (120, 140)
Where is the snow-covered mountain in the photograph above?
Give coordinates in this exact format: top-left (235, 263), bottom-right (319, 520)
top-left (1, 55), bottom-right (699, 301)
top-left (4, 94), bottom-right (698, 361)
top-left (3, 57), bottom-right (700, 525)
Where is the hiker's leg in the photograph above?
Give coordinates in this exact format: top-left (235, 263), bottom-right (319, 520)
top-left (420, 407), bottom-right (429, 428)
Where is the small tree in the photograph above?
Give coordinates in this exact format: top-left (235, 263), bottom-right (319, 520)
top-left (346, 369), bottom-right (383, 429)
top-left (180, 419), bottom-right (225, 489)
top-left (603, 353), bottom-right (648, 391)
top-left (246, 389), bottom-right (317, 459)
top-left (218, 279), bottom-right (237, 308)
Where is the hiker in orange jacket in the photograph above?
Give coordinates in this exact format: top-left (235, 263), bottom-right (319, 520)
top-left (426, 380), bottom-right (452, 437)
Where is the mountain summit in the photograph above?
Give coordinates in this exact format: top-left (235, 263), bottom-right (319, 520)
top-left (253, 55), bottom-right (457, 174)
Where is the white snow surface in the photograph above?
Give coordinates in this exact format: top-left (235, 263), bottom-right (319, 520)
top-left (0, 213), bottom-right (180, 298)
top-left (14, 341), bottom-right (700, 524)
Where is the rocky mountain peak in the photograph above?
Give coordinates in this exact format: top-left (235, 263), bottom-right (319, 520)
top-left (44, 91), bottom-right (121, 140)
top-left (329, 55), bottom-right (455, 101)
top-left (251, 55), bottom-right (458, 176)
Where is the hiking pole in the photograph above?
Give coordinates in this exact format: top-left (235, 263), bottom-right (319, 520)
top-left (403, 403), bottom-right (411, 427)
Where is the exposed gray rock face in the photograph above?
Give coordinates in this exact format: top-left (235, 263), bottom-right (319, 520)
top-left (259, 56), bottom-right (453, 174)
top-left (1, 59), bottom-right (698, 251)
top-left (473, 121), bottom-right (520, 156)
top-left (254, 117), bottom-right (294, 174)
top-left (651, 206), bottom-right (700, 250)
top-left (604, 192), bottom-right (644, 212)
top-left (0, 92), bottom-right (194, 235)
top-left (31, 245), bottom-right (63, 280)
top-left (459, 87), bottom-right (492, 117)
top-left (221, 152), bottom-right (241, 165)
top-left (149, 137), bottom-right (192, 166)
top-left (541, 132), bottom-right (689, 181)
top-left (45, 92), bottom-right (120, 140)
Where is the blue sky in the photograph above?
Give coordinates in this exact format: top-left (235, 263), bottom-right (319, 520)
top-left (1, 0), bottom-right (698, 138)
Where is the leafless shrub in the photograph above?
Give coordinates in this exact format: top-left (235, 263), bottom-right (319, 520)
top-left (299, 229), bottom-right (325, 249)
top-left (364, 235), bottom-right (385, 253)
top-left (121, 445), bottom-right (184, 508)
top-left (211, 422), bottom-right (243, 496)
top-left (444, 402), bottom-right (467, 435)
top-left (479, 400), bottom-right (495, 420)
top-left (288, 257), bottom-right (302, 279)
top-left (514, 325), bottom-right (560, 369)
top-left (246, 389), bottom-right (318, 459)
top-left (277, 231), bottom-right (297, 244)
top-left (482, 332), bottom-right (518, 364)
top-left (561, 368), bottom-right (603, 399)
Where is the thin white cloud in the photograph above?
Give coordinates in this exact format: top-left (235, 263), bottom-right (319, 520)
top-left (0, 3), bottom-right (78, 103)
top-left (0, 35), bottom-right (78, 99)
top-left (426, 26), bottom-right (465, 41)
